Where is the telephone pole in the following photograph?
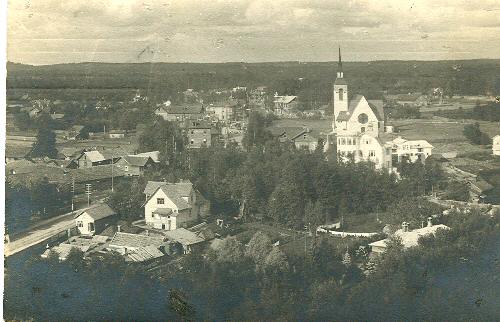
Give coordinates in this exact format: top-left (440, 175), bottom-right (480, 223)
top-left (86, 183), bottom-right (92, 207)
top-left (71, 177), bottom-right (75, 211)
top-left (111, 155), bottom-right (114, 192)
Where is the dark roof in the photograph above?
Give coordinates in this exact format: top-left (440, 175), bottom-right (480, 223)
top-left (144, 181), bottom-right (168, 196)
top-left (76, 203), bottom-right (116, 220)
top-left (122, 155), bottom-right (153, 167)
top-left (110, 232), bottom-right (166, 249)
top-left (144, 181), bottom-right (194, 210)
top-left (70, 164), bottom-right (126, 183)
top-left (164, 228), bottom-right (205, 246)
top-left (268, 126), bottom-right (306, 138)
top-left (368, 100), bottom-right (385, 120)
top-left (341, 95), bottom-right (385, 122)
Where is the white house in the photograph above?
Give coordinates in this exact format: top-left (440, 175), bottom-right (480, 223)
top-left (74, 203), bottom-right (116, 236)
top-left (369, 219), bottom-right (450, 254)
top-left (493, 135), bottom-right (500, 156)
top-left (388, 136), bottom-right (434, 163)
top-left (143, 180), bottom-right (207, 230)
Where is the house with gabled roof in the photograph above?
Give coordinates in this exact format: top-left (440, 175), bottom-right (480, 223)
top-left (115, 155), bottom-right (155, 176)
top-left (164, 228), bottom-right (205, 254)
top-left (387, 136), bottom-right (434, 163)
top-left (74, 203), bottom-right (117, 236)
top-left (155, 103), bottom-right (204, 122)
top-left (143, 180), bottom-right (209, 230)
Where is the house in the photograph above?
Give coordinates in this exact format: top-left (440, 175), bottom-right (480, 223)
top-left (67, 125), bottom-right (87, 140)
top-left (273, 94), bottom-right (298, 116)
top-left (164, 228), bottom-right (205, 254)
top-left (207, 101), bottom-right (237, 121)
top-left (115, 155), bottom-right (155, 176)
top-left (155, 103), bottom-right (204, 122)
top-left (74, 149), bottom-right (122, 168)
top-left (135, 151), bottom-right (160, 163)
top-left (108, 232), bottom-right (166, 262)
top-left (185, 120), bottom-right (214, 148)
top-left (74, 203), bottom-right (117, 236)
top-left (493, 135), bottom-right (500, 156)
top-left (388, 136), bottom-right (434, 163)
top-left (290, 130), bottom-right (318, 152)
top-left (369, 219), bottom-right (450, 254)
top-left (143, 180), bottom-right (209, 230)
top-left (385, 93), bottom-right (429, 107)
top-left (108, 130), bottom-right (126, 139)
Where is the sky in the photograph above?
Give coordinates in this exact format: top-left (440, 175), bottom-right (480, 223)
top-left (7, 0), bottom-right (500, 65)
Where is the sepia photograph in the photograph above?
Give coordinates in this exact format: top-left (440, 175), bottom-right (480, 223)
top-left (3, 0), bottom-right (500, 320)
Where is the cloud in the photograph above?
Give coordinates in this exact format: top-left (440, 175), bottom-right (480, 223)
top-left (7, 0), bottom-right (500, 64)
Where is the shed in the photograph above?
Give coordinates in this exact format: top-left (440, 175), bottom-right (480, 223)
top-left (74, 203), bottom-right (117, 236)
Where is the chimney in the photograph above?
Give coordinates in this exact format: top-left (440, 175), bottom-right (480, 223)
top-left (145, 230), bottom-right (149, 236)
top-left (117, 225), bottom-right (121, 232)
top-left (427, 217), bottom-right (433, 227)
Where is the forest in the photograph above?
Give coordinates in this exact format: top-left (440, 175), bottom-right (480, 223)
top-left (4, 206), bottom-right (499, 321)
top-left (7, 59), bottom-right (500, 109)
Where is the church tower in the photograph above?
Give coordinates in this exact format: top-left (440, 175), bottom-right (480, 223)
top-left (332, 47), bottom-right (348, 131)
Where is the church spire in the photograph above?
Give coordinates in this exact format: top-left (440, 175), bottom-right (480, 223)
top-left (337, 47), bottom-right (344, 79)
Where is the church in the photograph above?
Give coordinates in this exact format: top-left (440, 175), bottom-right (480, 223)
top-left (328, 48), bottom-right (393, 172)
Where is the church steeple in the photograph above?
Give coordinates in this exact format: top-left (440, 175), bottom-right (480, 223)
top-left (337, 47), bottom-right (344, 78)
top-left (332, 46), bottom-right (348, 132)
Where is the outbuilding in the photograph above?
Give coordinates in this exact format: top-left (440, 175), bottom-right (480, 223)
top-left (74, 203), bottom-right (117, 236)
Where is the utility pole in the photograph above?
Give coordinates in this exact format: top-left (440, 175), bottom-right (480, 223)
top-left (111, 155), bottom-right (114, 192)
top-left (86, 183), bottom-right (92, 207)
top-left (71, 177), bottom-right (75, 211)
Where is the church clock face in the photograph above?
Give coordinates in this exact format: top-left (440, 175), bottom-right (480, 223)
top-left (358, 113), bottom-right (368, 124)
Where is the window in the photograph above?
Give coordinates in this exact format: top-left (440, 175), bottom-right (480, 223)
top-left (353, 138), bottom-right (356, 145)
top-left (358, 113), bottom-right (368, 124)
top-left (77, 221), bottom-right (83, 228)
top-left (190, 140), bottom-right (194, 144)
top-left (88, 222), bottom-right (95, 232)
top-left (339, 88), bottom-right (344, 101)
top-left (157, 198), bottom-right (165, 205)
top-left (124, 166), bottom-right (129, 171)
top-left (341, 138), bottom-right (346, 145)
top-left (361, 127), bottom-right (366, 133)
top-left (369, 150), bottom-right (376, 157)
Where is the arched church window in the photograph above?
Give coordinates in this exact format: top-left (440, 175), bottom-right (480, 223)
top-left (339, 88), bottom-right (344, 101)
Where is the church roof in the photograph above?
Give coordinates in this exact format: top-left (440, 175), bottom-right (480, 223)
top-left (341, 95), bottom-right (385, 122)
top-left (368, 100), bottom-right (385, 120)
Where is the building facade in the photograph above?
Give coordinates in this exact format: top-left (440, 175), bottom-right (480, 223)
top-left (331, 48), bottom-right (392, 171)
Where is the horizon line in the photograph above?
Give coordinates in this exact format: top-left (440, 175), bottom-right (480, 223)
top-left (7, 57), bottom-right (500, 67)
